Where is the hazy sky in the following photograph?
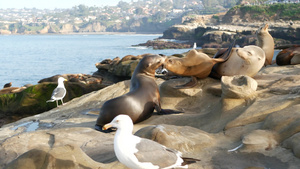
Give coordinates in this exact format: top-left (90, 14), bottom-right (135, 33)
top-left (0, 0), bottom-right (132, 9)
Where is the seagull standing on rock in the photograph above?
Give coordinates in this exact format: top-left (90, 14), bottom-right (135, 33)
top-left (103, 115), bottom-right (200, 169)
top-left (46, 77), bottom-right (67, 107)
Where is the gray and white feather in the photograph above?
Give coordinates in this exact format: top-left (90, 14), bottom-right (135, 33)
top-left (46, 77), bottom-right (67, 107)
top-left (103, 115), bottom-right (199, 169)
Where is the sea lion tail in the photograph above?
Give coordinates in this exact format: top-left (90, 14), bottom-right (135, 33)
top-left (181, 157), bottom-right (201, 166)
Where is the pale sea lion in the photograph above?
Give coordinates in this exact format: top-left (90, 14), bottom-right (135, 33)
top-left (256, 23), bottom-right (274, 65)
top-left (212, 45), bottom-right (265, 77)
top-left (276, 44), bottom-right (300, 65)
top-left (95, 54), bottom-right (175, 132)
top-left (164, 40), bottom-right (235, 88)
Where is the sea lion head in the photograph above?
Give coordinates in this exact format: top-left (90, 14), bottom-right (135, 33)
top-left (136, 54), bottom-right (166, 75)
top-left (236, 46), bottom-right (265, 64)
top-left (256, 23), bottom-right (269, 35)
top-left (164, 56), bottom-right (184, 74)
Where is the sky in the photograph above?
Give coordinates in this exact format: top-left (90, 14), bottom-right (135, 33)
top-left (0, 0), bottom-right (133, 9)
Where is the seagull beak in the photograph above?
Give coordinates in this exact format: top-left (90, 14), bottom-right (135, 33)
top-left (102, 123), bottom-right (113, 130)
top-left (64, 79), bottom-right (68, 81)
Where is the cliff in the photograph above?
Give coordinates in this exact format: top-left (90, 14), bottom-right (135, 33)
top-left (159, 4), bottom-right (300, 48)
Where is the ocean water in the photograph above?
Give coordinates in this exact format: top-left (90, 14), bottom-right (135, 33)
top-left (0, 34), bottom-right (190, 87)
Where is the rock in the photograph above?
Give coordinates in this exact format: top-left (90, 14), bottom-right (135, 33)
top-left (135, 124), bottom-right (214, 153)
top-left (221, 75), bottom-right (257, 99)
top-left (0, 29), bottom-right (12, 35)
top-left (161, 25), bottom-right (196, 40)
top-left (282, 132), bottom-right (300, 158)
top-left (4, 145), bottom-right (104, 169)
top-left (59, 24), bottom-right (79, 33)
top-left (0, 74), bottom-right (107, 127)
top-left (1, 64), bottom-right (300, 168)
top-left (242, 130), bottom-right (279, 151)
top-left (262, 104), bottom-right (300, 142)
top-left (38, 26), bottom-right (49, 34)
top-left (136, 40), bottom-right (192, 49)
top-left (79, 22), bottom-right (106, 32)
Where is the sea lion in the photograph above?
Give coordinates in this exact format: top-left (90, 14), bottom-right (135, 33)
top-left (212, 45), bottom-right (265, 77)
top-left (0, 86), bottom-right (26, 95)
top-left (275, 44), bottom-right (300, 65)
top-left (3, 82), bottom-right (12, 88)
top-left (164, 40), bottom-right (235, 88)
top-left (256, 23), bottom-right (274, 65)
top-left (95, 54), bottom-right (167, 131)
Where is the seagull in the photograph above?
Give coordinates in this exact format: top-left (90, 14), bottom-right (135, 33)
top-left (46, 77), bottom-right (67, 107)
top-left (103, 115), bottom-right (200, 169)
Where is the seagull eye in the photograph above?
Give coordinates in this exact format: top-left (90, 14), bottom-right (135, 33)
top-left (116, 120), bottom-right (119, 123)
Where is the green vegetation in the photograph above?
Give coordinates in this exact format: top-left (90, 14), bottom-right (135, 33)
top-left (228, 3), bottom-right (300, 20)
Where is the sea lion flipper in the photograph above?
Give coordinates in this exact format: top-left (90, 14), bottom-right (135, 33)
top-left (174, 76), bottom-right (197, 89)
top-left (213, 39), bottom-right (235, 61)
top-left (95, 124), bottom-right (116, 133)
top-left (158, 109), bottom-right (184, 115)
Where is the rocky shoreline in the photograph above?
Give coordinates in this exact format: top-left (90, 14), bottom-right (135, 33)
top-left (1, 58), bottom-right (300, 168)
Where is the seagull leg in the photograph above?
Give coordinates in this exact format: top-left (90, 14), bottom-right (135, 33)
top-left (61, 99), bottom-right (64, 105)
top-left (56, 100), bottom-right (58, 107)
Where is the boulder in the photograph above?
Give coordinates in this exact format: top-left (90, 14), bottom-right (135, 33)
top-left (0, 74), bottom-right (107, 127)
top-left (135, 124), bottom-right (215, 153)
top-left (221, 75), bottom-right (257, 99)
top-left (282, 132), bottom-right (300, 158)
top-left (242, 130), bottom-right (279, 151)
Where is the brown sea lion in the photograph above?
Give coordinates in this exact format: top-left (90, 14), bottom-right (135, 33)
top-left (95, 54), bottom-right (168, 132)
top-left (3, 82), bottom-right (12, 88)
top-left (256, 23), bottom-right (274, 65)
top-left (275, 44), bottom-right (300, 65)
top-left (164, 40), bottom-right (235, 88)
top-left (212, 45), bottom-right (265, 78)
top-left (0, 87), bottom-right (26, 95)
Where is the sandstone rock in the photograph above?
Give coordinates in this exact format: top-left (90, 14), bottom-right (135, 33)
top-left (221, 75), bottom-right (257, 99)
top-left (242, 130), bottom-right (279, 151)
top-left (4, 145), bottom-right (104, 169)
top-left (135, 124), bottom-right (214, 153)
top-left (0, 29), bottom-right (12, 35)
top-left (60, 24), bottom-right (79, 33)
top-left (38, 26), bottom-right (49, 34)
top-left (262, 104), bottom-right (300, 142)
top-left (1, 64), bottom-right (300, 168)
top-left (79, 22), bottom-right (106, 32)
top-left (225, 96), bottom-right (295, 130)
top-left (282, 132), bottom-right (300, 158)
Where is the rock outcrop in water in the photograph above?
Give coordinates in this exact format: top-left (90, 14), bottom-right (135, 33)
top-left (0, 74), bottom-right (106, 127)
top-left (1, 63), bottom-right (300, 168)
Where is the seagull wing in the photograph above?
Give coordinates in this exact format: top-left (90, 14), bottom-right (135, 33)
top-left (51, 87), bottom-right (66, 99)
top-left (134, 138), bottom-right (181, 168)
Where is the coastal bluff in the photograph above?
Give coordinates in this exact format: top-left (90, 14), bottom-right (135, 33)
top-left (1, 62), bottom-right (300, 168)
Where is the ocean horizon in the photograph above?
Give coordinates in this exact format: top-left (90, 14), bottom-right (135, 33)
top-left (0, 34), bottom-right (191, 87)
